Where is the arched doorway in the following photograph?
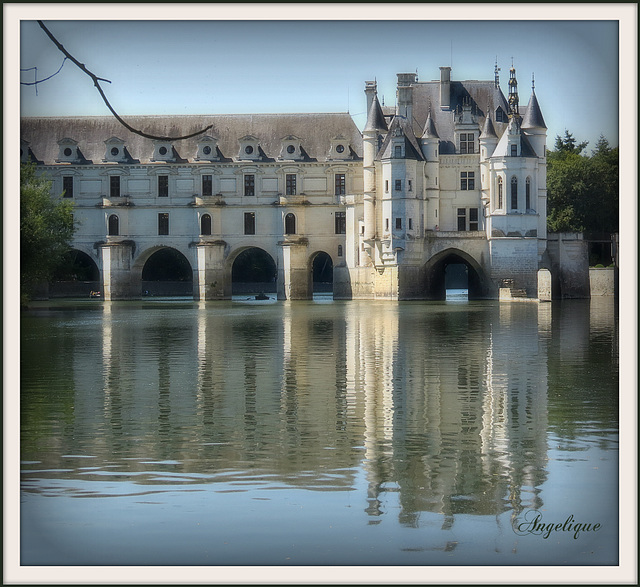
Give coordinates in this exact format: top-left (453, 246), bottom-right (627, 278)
top-left (50, 249), bottom-right (100, 297)
top-left (231, 247), bottom-right (277, 296)
top-left (311, 251), bottom-right (333, 296)
top-left (423, 249), bottom-right (487, 301)
top-left (141, 247), bottom-right (193, 296)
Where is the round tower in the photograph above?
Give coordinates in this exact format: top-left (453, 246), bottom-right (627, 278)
top-left (363, 83), bottom-right (387, 245)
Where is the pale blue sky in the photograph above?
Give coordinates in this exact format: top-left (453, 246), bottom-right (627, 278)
top-left (19, 17), bottom-right (621, 150)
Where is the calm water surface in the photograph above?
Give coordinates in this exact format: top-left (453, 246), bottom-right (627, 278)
top-left (20, 296), bottom-right (619, 565)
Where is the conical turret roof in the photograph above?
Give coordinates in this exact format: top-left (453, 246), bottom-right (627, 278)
top-left (421, 109), bottom-right (439, 139)
top-left (480, 113), bottom-right (497, 139)
top-left (364, 94), bottom-right (388, 132)
top-left (521, 89), bottom-right (546, 130)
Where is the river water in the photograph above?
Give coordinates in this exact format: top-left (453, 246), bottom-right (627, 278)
top-left (19, 295), bottom-right (619, 568)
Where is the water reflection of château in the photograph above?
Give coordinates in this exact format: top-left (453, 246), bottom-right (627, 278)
top-left (45, 300), bottom-right (615, 526)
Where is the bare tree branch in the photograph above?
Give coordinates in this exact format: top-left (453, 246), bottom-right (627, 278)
top-left (37, 21), bottom-right (213, 142)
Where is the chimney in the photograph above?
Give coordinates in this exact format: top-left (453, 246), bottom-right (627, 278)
top-left (365, 81), bottom-right (377, 116)
top-left (439, 66), bottom-right (451, 110)
top-left (396, 73), bottom-right (416, 121)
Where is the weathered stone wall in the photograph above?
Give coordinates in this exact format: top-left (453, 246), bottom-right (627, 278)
top-left (589, 268), bottom-right (616, 297)
top-left (546, 233), bottom-right (590, 299)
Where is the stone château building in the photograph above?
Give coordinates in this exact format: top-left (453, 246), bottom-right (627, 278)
top-left (22, 63), bottom-right (576, 301)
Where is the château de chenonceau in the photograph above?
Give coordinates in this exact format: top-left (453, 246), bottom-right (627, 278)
top-left (21, 64), bottom-right (594, 301)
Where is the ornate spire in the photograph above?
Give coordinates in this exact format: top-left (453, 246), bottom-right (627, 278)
top-left (494, 57), bottom-right (501, 88)
top-left (507, 63), bottom-right (520, 118)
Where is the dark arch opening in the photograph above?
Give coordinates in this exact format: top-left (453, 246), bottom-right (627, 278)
top-left (53, 250), bottom-right (100, 282)
top-left (312, 252), bottom-right (333, 295)
top-left (425, 252), bottom-right (485, 301)
top-left (142, 248), bottom-right (193, 296)
top-left (50, 250), bottom-right (100, 297)
top-left (231, 247), bottom-right (277, 296)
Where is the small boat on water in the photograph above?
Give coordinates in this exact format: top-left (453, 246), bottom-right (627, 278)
top-left (89, 290), bottom-right (101, 298)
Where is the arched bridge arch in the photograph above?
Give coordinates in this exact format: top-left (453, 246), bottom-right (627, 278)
top-left (423, 248), bottom-right (492, 300)
top-left (226, 246), bottom-right (278, 296)
top-left (135, 246), bottom-right (194, 297)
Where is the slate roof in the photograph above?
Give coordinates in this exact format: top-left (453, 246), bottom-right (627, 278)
top-left (492, 121), bottom-right (539, 158)
top-left (521, 89), bottom-right (547, 130)
top-left (20, 113), bottom-right (363, 165)
top-left (376, 116), bottom-right (424, 161)
top-left (409, 79), bottom-right (512, 154)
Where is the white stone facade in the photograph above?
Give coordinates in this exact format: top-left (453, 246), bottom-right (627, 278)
top-left (21, 64), bottom-right (555, 300)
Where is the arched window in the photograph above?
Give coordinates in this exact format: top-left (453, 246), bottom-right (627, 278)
top-left (525, 177), bottom-right (531, 210)
top-left (108, 214), bottom-right (119, 236)
top-left (497, 177), bottom-right (503, 209)
top-left (201, 213), bottom-right (212, 236)
top-left (285, 213), bottom-right (296, 235)
top-left (511, 177), bottom-right (518, 210)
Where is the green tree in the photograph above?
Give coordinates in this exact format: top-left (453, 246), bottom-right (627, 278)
top-left (546, 132), bottom-right (618, 235)
top-left (20, 163), bottom-right (76, 302)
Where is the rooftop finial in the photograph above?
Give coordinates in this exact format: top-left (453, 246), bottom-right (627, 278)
top-left (494, 57), bottom-right (501, 88)
top-left (532, 72), bottom-right (535, 90)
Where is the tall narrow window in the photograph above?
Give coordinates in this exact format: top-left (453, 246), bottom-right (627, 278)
top-left (394, 145), bottom-right (402, 158)
top-left (158, 213), bottom-right (169, 235)
top-left (511, 144), bottom-right (518, 157)
top-left (385, 180), bottom-right (389, 193)
top-left (497, 177), bottom-right (503, 209)
top-left (460, 133), bottom-right (475, 154)
top-left (108, 214), bottom-right (119, 236)
top-left (244, 175), bottom-right (255, 197)
top-left (408, 218), bottom-right (413, 230)
top-left (408, 180), bottom-right (412, 192)
top-left (337, 245), bottom-right (343, 257)
top-left (457, 208), bottom-right (467, 231)
top-left (511, 177), bottom-right (518, 210)
top-left (158, 175), bottom-right (168, 197)
top-left (62, 176), bottom-right (73, 198)
top-left (334, 211), bottom-right (346, 234)
top-left (385, 218), bottom-right (390, 231)
top-left (334, 173), bottom-right (346, 196)
top-left (460, 171), bottom-right (475, 190)
top-left (395, 217), bottom-right (402, 230)
top-left (285, 174), bottom-right (296, 196)
top-left (202, 175), bottom-right (213, 197)
top-left (244, 212), bottom-right (256, 235)
top-left (525, 177), bottom-right (531, 210)
top-left (469, 208), bottom-right (479, 231)
top-left (395, 179), bottom-right (402, 191)
top-left (284, 213), bottom-right (296, 235)
top-left (110, 175), bottom-right (120, 198)
top-left (201, 213), bottom-right (212, 235)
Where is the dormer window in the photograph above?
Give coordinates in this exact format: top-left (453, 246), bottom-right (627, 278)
top-left (195, 136), bottom-right (219, 161)
top-left (238, 136), bottom-right (261, 161)
top-left (495, 107), bottom-right (506, 123)
top-left (279, 136), bottom-right (303, 160)
top-left (56, 138), bottom-right (80, 163)
top-left (328, 136), bottom-right (351, 160)
top-left (151, 140), bottom-right (175, 162)
top-left (104, 137), bottom-right (127, 163)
